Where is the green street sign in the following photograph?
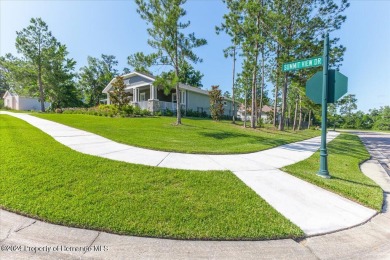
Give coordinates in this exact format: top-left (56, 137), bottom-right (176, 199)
top-left (282, 57), bottom-right (323, 72)
top-left (306, 70), bottom-right (348, 104)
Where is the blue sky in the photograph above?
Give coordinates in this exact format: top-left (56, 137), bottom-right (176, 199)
top-left (1, 0), bottom-right (389, 112)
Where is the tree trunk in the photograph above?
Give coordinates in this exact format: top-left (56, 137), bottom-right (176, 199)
top-left (232, 46), bottom-right (236, 124)
top-left (37, 42), bottom-right (45, 112)
top-left (244, 88), bottom-right (247, 128)
top-left (250, 16), bottom-right (260, 129)
top-left (38, 67), bottom-right (45, 112)
top-left (298, 96), bottom-right (302, 131)
top-left (293, 97), bottom-right (298, 131)
top-left (273, 46), bottom-right (280, 128)
top-left (175, 30), bottom-right (181, 125)
top-left (308, 110), bottom-right (312, 129)
top-left (254, 81), bottom-right (258, 126)
top-left (251, 65), bottom-right (258, 129)
top-left (288, 101), bottom-right (291, 130)
top-left (259, 43), bottom-right (265, 127)
top-left (273, 82), bottom-right (278, 127)
top-left (278, 73), bottom-right (288, 130)
top-left (175, 81), bottom-right (181, 124)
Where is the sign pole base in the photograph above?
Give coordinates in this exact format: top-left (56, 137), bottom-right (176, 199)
top-left (317, 148), bottom-right (330, 178)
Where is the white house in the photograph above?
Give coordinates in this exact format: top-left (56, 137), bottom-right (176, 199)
top-left (103, 71), bottom-right (238, 116)
top-left (2, 91), bottom-right (51, 111)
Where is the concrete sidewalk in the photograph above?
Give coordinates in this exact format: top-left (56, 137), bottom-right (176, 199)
top-left (0, 111), bottom-right (377, 236)
top-left (0, 125), bottom-right (389, 259)
top-left (1, 111), bottom-right (329, 171)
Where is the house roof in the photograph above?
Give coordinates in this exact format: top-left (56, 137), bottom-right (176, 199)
top-left (179, 83), bottom-right (209, 96)
top-left (2, 90), bottom-right (17, 99)
top-left (262, 105), bottom-right (273, 112)
top-left (102, 71), bottom-right (156, 93)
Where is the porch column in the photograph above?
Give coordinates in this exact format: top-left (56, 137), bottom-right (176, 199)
top-left (149, 84), bottom-right (158, 100)
top-left (133, 88), bottom-right (139, 102)
top-left (150, 84), bottom-right (154, 100)
top-left (107, 93), bottom-right (111, 105)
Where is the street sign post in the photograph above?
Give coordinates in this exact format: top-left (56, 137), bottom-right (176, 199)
top-left (282, 57), bottom-right (323, 72)
top-left (318, 34), bottom-right (330, 178)
top-left (282, 33), bottom-right (348, 179)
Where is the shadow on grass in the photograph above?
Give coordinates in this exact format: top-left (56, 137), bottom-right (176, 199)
top-left (328, 134), bottom-right (369, 160)
top-left (331, 176), bottom-right (379, 189)
top-left (199, 131), bottom-right (288, 146)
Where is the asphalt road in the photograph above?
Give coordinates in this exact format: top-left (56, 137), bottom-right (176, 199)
top-left (357, 131), bottom-right (390, 175)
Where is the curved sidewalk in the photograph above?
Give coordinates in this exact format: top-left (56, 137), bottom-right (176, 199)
top-left (0, 113), bottom-right (377, 235)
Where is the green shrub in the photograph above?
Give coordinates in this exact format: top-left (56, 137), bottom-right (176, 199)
top-left (121, 105), bottom-right (134, 116)
top-left (142, 109), bottom-right (151, 116)
top-left (164, 108), bottom-right (173, 116)
top-left (133, 106), bottom-right (142, 116)
top-left (60, 104), bottom-right (155, 118)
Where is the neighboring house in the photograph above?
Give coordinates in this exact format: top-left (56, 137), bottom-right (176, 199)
top-left (237, 104), bottom-right (273, 122)
top-left (259, 105), bottom-right (273, 123)
top-left (102, 71), bottom-right (238, 116)
top-left (2, 90), bottom-right (51, 111)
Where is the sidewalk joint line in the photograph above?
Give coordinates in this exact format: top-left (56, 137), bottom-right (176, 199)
top-left (157, 152), bottom-right (171, 166)
top-left (15, 220), bottom-right (36, 233)
top-left (297, 239), bottom-right (321, 260)
top-left (83, 232), bottom-right (101, 255)
top-left (0, 228), bottom-right (11, 242)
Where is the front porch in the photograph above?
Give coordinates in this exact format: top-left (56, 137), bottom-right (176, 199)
top-left (136, 100), bottom-right (180, 111)
top-left (107, 83), bottom-right (185, 113)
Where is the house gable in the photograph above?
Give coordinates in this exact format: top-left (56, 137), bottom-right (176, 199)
top-left (2, 90), bottom-right (15, 99)
top-left (103, 72), bottom-right (155, 93)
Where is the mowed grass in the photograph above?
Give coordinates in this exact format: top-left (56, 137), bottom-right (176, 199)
top-left (34, 114), bottom-right (319, 154)
top-left (0, 115), bottom-right (303, 240)
top-left (283, 133), bottom-right (383, 211)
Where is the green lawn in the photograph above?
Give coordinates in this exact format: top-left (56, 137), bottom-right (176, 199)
top-left (0, 115), bottom-right (303, 240)
top-left (33, 114), bottom-right (319, 154)
top-left (283, 133), bottom-right (383, 211)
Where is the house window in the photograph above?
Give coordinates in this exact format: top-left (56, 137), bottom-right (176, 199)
top-left (140, 93), bottom-right (146, 101)
top-left (172, 93), bottom-right (177, 103)
top-left (223, 101), bottom-right (227, 106)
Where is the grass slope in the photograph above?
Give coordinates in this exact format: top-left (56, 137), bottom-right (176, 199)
top-left (283, 133), bottom-right (383, 211)
top-left (0, 115), bottom-right (303, 240)
top-left (34, 114), bottom-right (319, 154)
